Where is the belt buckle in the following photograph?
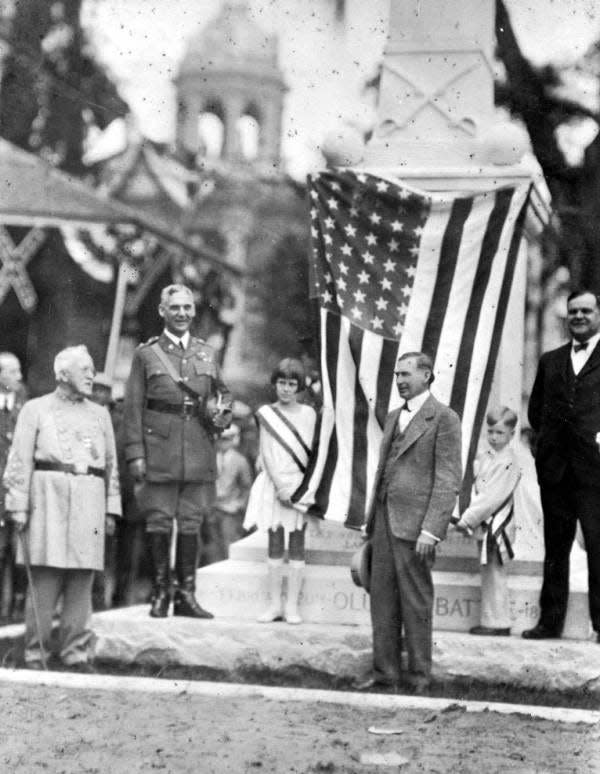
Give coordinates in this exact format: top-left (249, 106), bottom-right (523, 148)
top-left (73, 462), bottom-right (89, 475)
top-left (182, 402), bottom-right (195, 416)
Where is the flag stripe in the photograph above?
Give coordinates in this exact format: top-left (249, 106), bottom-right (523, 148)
top-left (349, 324), bottom-right (369, 527)
top-left (360, 330), bottom-right (389, 520)
top-left (460, 183), bottom-right (531, 473)
top-left (421, 197), bottom-right (473, 363)
top-left (429, 194), bottom-right (496, 403)
top-left (450, 188), bottom-right (515, 417)
top-left (376, 337), bottom-right (399, 426)
top-left (459, 189), bottom-right (530, 509)
top-left (313, 310), bottom-right (341, 515)
top-left (324, 316), bottom-right (358, 522)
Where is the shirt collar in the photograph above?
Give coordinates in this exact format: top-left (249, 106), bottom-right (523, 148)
top-left (572, 332), bottom-right (600, 353)
top-left (164, 329), bottom-right (190, 349)
top-left (403, 390), bottom-right (430, 413)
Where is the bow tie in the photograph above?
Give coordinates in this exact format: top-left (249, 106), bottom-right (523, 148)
top-left (573, 341), bottom-right (589, 353)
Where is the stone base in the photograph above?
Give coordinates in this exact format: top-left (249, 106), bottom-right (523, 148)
top-left (85, 609), bottom-right (600, 697)
top-left (196, 558), bottom-right (591, 640)
top-left (232, 523), bottom-right (543, 575)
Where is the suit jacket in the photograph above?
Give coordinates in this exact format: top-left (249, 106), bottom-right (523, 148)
top-left (366, 394), bottom-right (462, 541)
top-left (123, 333), bottom-right (231, 483)
top-left (528, 340), bottom-right (600, 486)
top-left (0, 385), bottom-right (26, 520)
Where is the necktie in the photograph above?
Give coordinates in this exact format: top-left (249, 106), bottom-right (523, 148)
top-left (178, 340), bottom-right (185, 350)
top-left (402, 401), bottom-right (411, 412)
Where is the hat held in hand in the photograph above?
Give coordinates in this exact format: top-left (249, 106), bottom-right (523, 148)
top-left (350, 540), bottom-right (372, 593)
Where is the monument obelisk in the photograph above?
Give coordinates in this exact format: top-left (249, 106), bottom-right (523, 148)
top-left (198, 0), bottom-right (589, 638)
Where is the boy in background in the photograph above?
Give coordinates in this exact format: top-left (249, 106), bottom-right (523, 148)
top-left (201, 424), bottom-right (253, 565)
top-left (455, 406), bottom-right (521, 636)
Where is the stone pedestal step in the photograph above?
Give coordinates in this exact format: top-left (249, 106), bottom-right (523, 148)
top-left (86, 612), bottom-right (600, 696)
top-left (196, 560), bottom-right (591, 640)
top-left (230, 531), bottom-right (542, 575)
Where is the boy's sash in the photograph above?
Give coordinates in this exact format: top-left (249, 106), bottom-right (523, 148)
top-left (481, 471), bottom-right (522, 565)
top-left (257, 405), bottom-right (312, 474)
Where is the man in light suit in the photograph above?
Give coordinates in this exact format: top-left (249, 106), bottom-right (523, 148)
top-left (362, 352), bottom-right (462, 692)
top-left (523, 288), bottom-right (600, 641)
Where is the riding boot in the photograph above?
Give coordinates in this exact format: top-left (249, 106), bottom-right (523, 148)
top-left (0, 545), bottom-right (8, 621)
top-left (173, 533), bottom-right (214, 619)
top-left (149, 532), bottom-right (171, 618)
top-left (285, 560), bottom-right (305, 625)
top-left (257, 559), bottom-right (284, 622)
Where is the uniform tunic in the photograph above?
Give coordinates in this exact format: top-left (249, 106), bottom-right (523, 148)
top-left (123, 333), bottom-right (231, 483)
top-left (3, 391), bottom-right (121, 571)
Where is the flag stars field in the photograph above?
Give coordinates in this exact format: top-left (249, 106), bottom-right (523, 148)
top-left (300, 168), bottom-right (530, 526)
top-left (308, 169), bottom-right (425, 341)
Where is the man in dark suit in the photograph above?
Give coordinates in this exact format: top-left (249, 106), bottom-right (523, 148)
top-left (361, 352), bottom-right (462, 692)
top-left (523, 289), bottom-right (600, 641)
top-left (124, 284), bottom-right (232, 619)
top-left (0, 352), bottom-right (26, 620)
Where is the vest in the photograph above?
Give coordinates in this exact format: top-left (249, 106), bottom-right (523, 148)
top-left (380, 420), bottom-right (406, 495)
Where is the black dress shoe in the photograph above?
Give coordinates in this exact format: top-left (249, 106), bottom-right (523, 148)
top-left (402, 675), bottom-right (431, 696)
top-left (65, 661), bottom-right (97, 674)
top-left (355, 677), bottom-right (398, 693)
top-left (24, 660), bottom-right (45, 671)
top-left (521, 624), bottom-right (561, 640)
top-left (469, 625), bottom-right (511, 636)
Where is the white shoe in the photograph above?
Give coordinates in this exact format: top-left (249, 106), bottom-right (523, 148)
top-left (285, 560), bottom-right (305, 625)
top-left (257, 559), bottom-right (284, 623)
top-left (284, 608), bottom-right (302, 625)
top-left (257, 606), bottom-right (284, 623)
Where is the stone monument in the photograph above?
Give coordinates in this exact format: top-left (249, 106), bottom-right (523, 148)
top-left (197, 0), bottom-right (590, 639)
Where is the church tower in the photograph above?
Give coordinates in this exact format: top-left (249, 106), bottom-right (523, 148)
top-left (175, 1), bottom-right (286, 169)
top-left (173, 2), bottom-right (309, 395)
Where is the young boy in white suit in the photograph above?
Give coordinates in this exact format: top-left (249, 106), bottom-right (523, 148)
top-left (455, 406), bottom-right (521, 636)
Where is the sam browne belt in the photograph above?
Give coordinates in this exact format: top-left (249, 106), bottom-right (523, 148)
top-left (34, 461), bottom-right (105, 478)
top-left (145, 398), bottom-right (200, 417)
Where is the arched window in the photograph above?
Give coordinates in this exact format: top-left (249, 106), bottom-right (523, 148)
top-left (198, 101), bottom-right (225, 159)
top-left (237, 109), bottom-right (261, 161)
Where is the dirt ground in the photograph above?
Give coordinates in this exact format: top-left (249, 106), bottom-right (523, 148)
top-left (1, 680), bottom-right (598, 774)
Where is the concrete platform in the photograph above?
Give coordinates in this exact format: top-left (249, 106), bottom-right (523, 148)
top-left (1, 607), bottom-right (597, 697)
top-left (84, 609), bottom-right (600, 696)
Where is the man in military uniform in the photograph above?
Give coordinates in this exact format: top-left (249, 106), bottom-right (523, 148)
top-left (0, 352), bottom-right (27, 620)
top-left (123, 284), bottom-right (232, 619)
top-left (4, 345), bottom-right (121, 670)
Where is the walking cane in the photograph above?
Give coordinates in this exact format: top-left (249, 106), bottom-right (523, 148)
top-left (17, 530), bottom-right (48, 671)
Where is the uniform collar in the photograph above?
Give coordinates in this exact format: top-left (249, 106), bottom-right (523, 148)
top-left (54, 386), bottom-right (85, 403)
top-left (164, 329), bottom-right (190, 349)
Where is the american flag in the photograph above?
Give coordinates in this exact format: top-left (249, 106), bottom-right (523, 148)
top-left (293, 169), bottom-right (531, 528)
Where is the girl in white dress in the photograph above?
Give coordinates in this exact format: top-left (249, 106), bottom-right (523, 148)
top-left (244, 359), bottom-right (317, 624)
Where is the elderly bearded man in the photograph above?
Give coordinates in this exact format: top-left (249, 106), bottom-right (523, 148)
top-left (4, 346), bottom-right (121, 670)
top-left (124, 284), bottom-right (232, 619)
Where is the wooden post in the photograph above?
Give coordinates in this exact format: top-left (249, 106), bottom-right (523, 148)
top-left (104, 260), bottom-right (130, 380)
